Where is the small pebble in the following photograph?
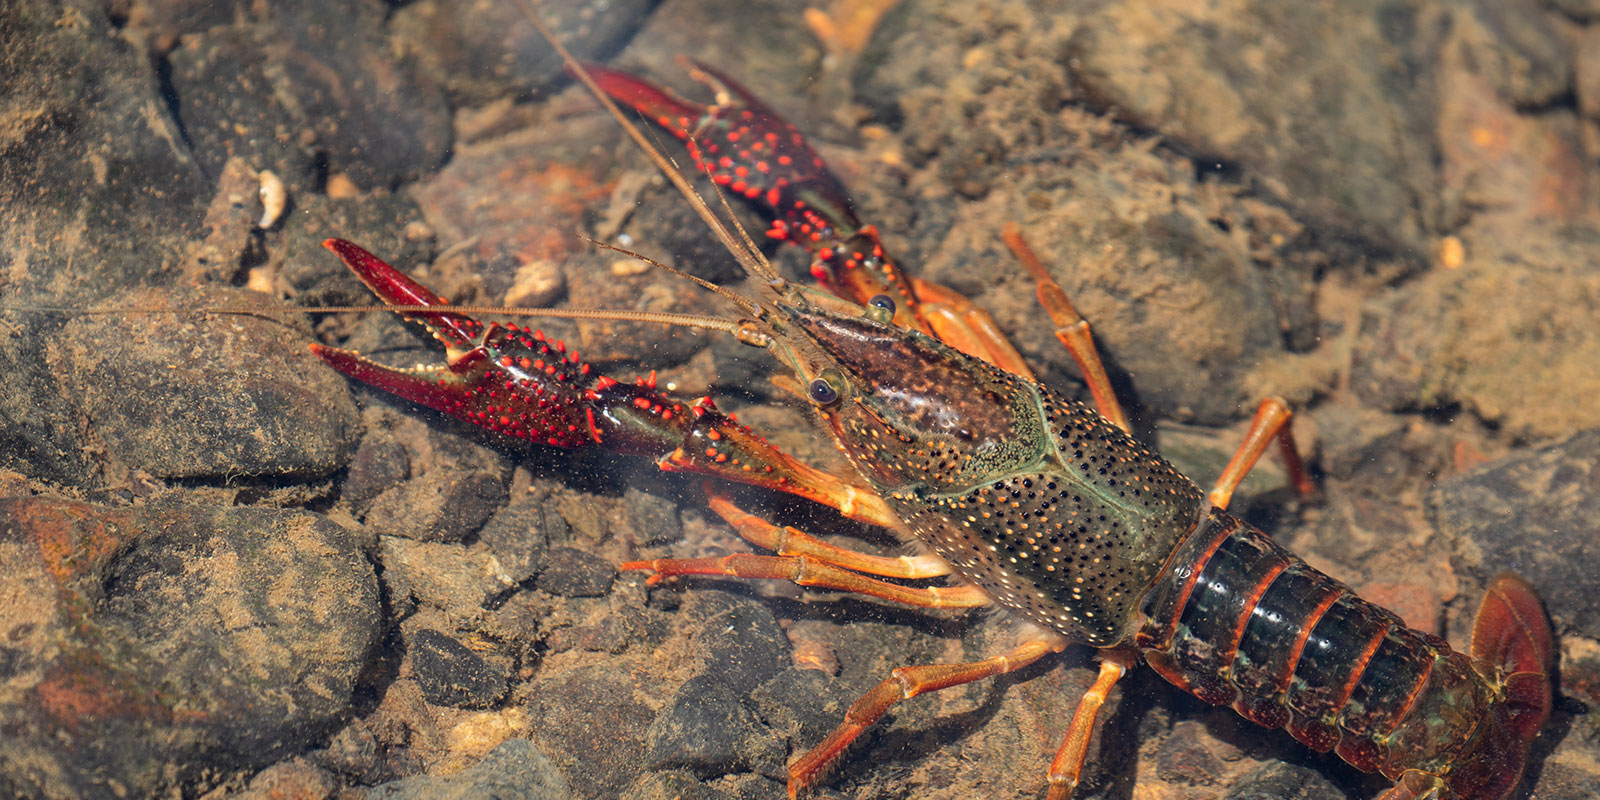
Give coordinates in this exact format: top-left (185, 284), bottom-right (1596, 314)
top-left (536, 547), bottom-right (617, 597)
top-left (410, 629), bottom-right (509, 709)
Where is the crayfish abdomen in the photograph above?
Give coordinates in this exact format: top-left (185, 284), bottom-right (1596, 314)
top-left (1137, 508), bottom-right (1551, 799)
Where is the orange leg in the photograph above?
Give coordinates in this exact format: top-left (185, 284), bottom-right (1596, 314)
top-left (1001, 223), bottom-right (1131, 434)
top-left (620, 554), bottom-right (991, 609)
top-left (1044, 650), bottom-right (1136, 800)
top-left (788, 637), bottom-right (1064, 799)
top-left (911, 278), bottom-right (1038, 381)
top-left (706, 493), bottom-right (951, 579)
top-left (1207, 397), bottom-right (1316, 510)
top-left (1374, 770), bottom-right (1447, 800)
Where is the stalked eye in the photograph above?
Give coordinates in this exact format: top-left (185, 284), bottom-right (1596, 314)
top-left (868, 294), bottom-right (896, 314)
top-left (808, 378), bottom-right (839, 405)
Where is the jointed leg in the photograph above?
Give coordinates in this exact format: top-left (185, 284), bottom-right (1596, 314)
top-left (622, 553), bottom-right (991, 609)
top-left (1002, 224), bottom-right (1131, 433)
top-left (707, 493), bottom-right (951, 579)
top-left (1208, 397), bottom-right (1316, 510)
top-left (789, 637), bottom-right (1065, 799)
top-left (1045, 650), bottom-right (1136, 800)
top-left (911, 278), bottom-right (1039, 381)
top-left (1373, 770), bottom-right (1447, 800)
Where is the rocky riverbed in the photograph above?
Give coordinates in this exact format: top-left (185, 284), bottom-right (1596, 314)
top-left (3, 1), bottom-right (1600, 798)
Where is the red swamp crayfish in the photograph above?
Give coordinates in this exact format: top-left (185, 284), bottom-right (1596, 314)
top-left (301, 10), bottom-right (1556, 800)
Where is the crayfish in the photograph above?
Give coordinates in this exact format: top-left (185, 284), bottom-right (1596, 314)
top-left (297, 7), bottom-right (1557, 799)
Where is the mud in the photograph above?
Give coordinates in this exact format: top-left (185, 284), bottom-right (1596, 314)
top-left (2, 0), bottom-right (1599, 798)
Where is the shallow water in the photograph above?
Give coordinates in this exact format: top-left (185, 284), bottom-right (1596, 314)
top-left (1, 0), bottom-right (1598, 798)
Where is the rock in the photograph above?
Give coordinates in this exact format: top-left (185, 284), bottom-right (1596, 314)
top-left (919, 183), bottom-right (1284, 424)
top-left (1442, 0), bottom-right (1572, 109)
top-left (1220, 761), bottom-right (1344, 800)
top-left (363, 422), bottom-right (512, 543)
top-left (523, 667), bottom-right (657, 799)
top-left (168, 1), bottom-right (452, 191)
top-left (614, 0), bottom-right (823, 112)
top-left (1352, 226), bottom-right (1600, 441)
top-left (643, 675), bottom-right (785, 780)
top-left (0, 318), bottom-right (91, 485)
top-left (1067, 0), bottom-right (1438, 252)
top-left (535, 547), bottom-right (616, 597)
top-left (478, 495), bottom-right (559, 585)
top-left (1428, 428), bottom-right (1600, 640)
top-left (165, 24), bottom-right (318, 191)
top-left (625, 487), bottom-right (683, 546)
top-left (380, 537), bottom-right (518, 619)
top-left (1520, 761), bottom-right (1600, 799)
top-left (403, 81), bottom-right (611, 317)
top-left (0, 0), bottom-right (210, 300)
top-left (1154, 720), bottom-right (1226, 786)
top-left (0, 496), bottom-right (378, 800)
top-left (850, 0), bottom-right (1291, 423)
top-left (48, 286), bottom-right (361, 481)
top-left (365, 738), bottom-right (575, 800)
top-left (341, 428), bottom-right (412, 515)
top-left (231, 759), bottom-right (338, 800)
top-left (1552, 0), bottom-right (1600, 19)
top-left (1578, 28), bottom-right (1600, 122)
top-left (1434, 15), bottom-right (1590, 230)
top-left (122, 0), bottom-right (239, 48)
top-left (623, 769), bottom-right (728, 800)
top-left (410, 629), bottom-right (511, 709)
top-left (1306, 489), bottom-right (1431, 573)
top-left (688, 595), bottom-right (789, 695)
top-left (365, 465), bottom-right (511, 543)
top-left (748, 667), bottom-right (854, 748)
top-left (390, 0), bottom-right (655, 106)
top-left (0, 0), bottom-right (212, 486)
top-left (721, 774), bottom-right (786, 800)
top-left (307, 721), bottom-right (392, 785)
top-left (1358, 580), bottom-right (1444, 635)
top-left (1307, 402), bottom-right (1408, 481)
top-left (542, 598), bottom-right (667, 656)
top-left (1154, 422), bottom-right (1286, 512)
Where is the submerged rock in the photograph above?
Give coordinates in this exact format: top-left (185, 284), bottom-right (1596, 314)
top-left (1430, 427), bottom-right (1600, 640)
top-left (0, 496), bottom-right (379, 799)
top-left (365, 738), bottom-right (575, 800)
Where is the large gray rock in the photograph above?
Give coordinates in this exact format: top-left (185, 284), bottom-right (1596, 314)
top-left (0, 497), bottom-right (379, 799)
top-left (1430, 428), bottom-right (1600, 640)
top-left (48, 287), bottom-right (361, 481)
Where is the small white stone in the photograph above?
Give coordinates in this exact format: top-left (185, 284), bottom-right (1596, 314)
top-left (257, 169), bottom-right (287, 229)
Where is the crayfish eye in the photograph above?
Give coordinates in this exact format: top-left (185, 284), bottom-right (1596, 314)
top-left (808, 378), bottom-right (840, 405)
top-left (868, 294), bottom-right (896, 314)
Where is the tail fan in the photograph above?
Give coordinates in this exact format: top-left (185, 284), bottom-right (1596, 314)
top-left (1448, 573), bottom-right (1554, 800)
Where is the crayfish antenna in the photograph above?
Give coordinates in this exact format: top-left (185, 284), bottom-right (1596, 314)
top-left (580, 235), bottom-right (764, 319)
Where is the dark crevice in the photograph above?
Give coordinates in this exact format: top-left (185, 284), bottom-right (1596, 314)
top-left (150, 49), bottom-right (200, 170)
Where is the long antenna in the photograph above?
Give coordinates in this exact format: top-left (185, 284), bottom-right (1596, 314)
top-left (5, 303), bottom-right (748, 336)
top-left (511, 1), bottom-right (785, 288)
top-left (581, 236), bottom-right (763, 318)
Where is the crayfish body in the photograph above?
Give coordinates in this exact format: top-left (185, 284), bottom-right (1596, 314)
top-left (309, 21), bottom-right (1554, 799)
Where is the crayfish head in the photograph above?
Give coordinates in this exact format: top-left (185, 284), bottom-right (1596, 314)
top-left (774, 304), bottom-right (1050, 494)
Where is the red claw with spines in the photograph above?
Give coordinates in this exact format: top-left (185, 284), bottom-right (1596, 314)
top-left (581, 62), bottom-right (929, 334)
top-left (310, 239), bottom-right (894, 525)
